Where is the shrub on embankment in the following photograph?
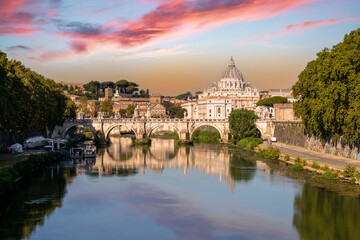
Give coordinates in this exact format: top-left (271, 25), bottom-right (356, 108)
top-left (0, 152), bottom-right (64, 203)
top-left (237, 137), bottom-right (263, 150)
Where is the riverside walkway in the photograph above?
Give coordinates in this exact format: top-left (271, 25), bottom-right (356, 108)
top-left (268, 142), bottom-right (360, 171)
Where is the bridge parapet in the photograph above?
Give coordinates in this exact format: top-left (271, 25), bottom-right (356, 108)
top-left (58, 117), bottom-right (253, 142)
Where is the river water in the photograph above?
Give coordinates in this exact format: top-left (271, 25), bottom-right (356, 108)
top-left (1, 137), bottom-right (360, 240)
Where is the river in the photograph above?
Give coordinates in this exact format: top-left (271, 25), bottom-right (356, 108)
top-left (1, 137), bottom-right (360, 240)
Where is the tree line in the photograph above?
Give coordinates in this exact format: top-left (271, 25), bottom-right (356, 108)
top-left (0, 51), bottom-right (75, 136)
top-left (293, 28), bottom-right (360, 146)
top-left (64, 80), bottom-right (150, 100)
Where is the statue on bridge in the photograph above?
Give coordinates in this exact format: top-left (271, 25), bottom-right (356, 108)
top-left (133, 104), bottom-right (139, 118)
top-left (146, 102), bottom-right (151, 119)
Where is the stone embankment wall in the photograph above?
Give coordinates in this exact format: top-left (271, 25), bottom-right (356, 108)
top-left (0, 129), bottom-right (47, 152)
top-left (273, 121), bottom-right (360, 160)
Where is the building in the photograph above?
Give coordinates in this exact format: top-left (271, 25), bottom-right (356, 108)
top-left (198, 57), bottom-right (260, 110)
top-left (182, 57), bottom-right (258, 119)
top-left (150, 103), bottom-right (167, 117)
top-left (273, 103), bottom-right (298, 121)
top-left (269, 88), bottom-right (297, 102)
top-left (105, 87), bottom-right (113, 100)
top-left (182, 97), bottom-right (232, 119)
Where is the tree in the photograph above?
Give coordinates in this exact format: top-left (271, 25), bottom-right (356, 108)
top-left (292, 28), bottom-right (360, 146)
top-left (119, 109), bottom-right (127, 117)
top-left (115, 80), bottom-right (129, 96)
top-left (100, 81), bottom-right (114, 91)
top-left (168, 106), bottom-right (186, 118)
top-left (229, 109), bottom-right (259, 141)
top-left (79, 96), bottom-right (89, 114)
top-left (63, 98), bottom-right (77, 119)
top-left (140, 89), bottom-right (146, 97)
top-left (126, 104), bottom-right (135, 116)
top-left (176, 92), bottom-right (192, 100)
top-left (256, 96), bottom-right (288, 107)
top-left (101, 99), bottom-right (113, 117)
top-left (0, 51), bottom-right (68, 134)
top-left (84, 80), bottom-right (100, 94)
top-left (126, 85), bottom-right (138, 94)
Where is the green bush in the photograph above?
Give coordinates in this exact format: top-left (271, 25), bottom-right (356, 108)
top-left (302, 159), bottom-right (308, 166)
top-left (321, 171), bottom-right (338, 180)
top-left (266, 145), bottom-right (280, 160)
top-left (311, 161), bottom-right (321, 169)
top-left (254, 150), bottom-right (266, 157)
top-left (295, 156), bottom-right (301, 164)
top-left (349, 178), bottom-right (356, 184)
top-left (284, 154), bottom-right (290, 161)
top-left (237, 137), bottom-right (263, 149)
top-left (343, 164), bottom-right (357, 178)
top-left (289, 163), bottom-right (303, 170)
top-left (320, 164), bottom-right (330, 171)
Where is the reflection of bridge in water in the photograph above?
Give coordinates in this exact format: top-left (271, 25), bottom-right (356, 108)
top-left (94, 137), bottom-right (239, 191)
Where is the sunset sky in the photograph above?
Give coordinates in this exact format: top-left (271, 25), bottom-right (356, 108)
top-left (1, 0), bottom-right (359, 95)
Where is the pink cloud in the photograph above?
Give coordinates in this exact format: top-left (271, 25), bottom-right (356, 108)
top-left (33, 0), bottom-right (312, 61)
top-left (285, 16), bottom-right (360, 32)
top-left (266, 16), bottom-right (360, 39)
top-left (0, 0), bottom-right (39, 35)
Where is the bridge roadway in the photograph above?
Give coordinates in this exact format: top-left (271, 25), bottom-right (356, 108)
top-left (52, 117), bottom-right (273, 142)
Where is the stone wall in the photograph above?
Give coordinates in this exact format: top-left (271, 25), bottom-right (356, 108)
top-left (273, 103), bottom-right (299, 121)
top-left (273, 121), bottom-right (360, 160)
top-left (273, 121), bottom-right (306, 147)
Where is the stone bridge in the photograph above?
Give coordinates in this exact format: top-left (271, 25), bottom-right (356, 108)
top-left (52, 118), bottom-right (274, 142)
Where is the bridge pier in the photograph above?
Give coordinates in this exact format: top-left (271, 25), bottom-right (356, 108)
top-left (178, 132), bottom-right (188, 141)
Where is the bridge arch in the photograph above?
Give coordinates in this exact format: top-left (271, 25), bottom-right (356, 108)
top-left (62, 123), bottom-right (96, 139)
top-left (190, 123), bottom-right (225, 141)
top-left (104, 124), bottom-right (137, 139)
top-left (147, 124), bottom-right (181, 138)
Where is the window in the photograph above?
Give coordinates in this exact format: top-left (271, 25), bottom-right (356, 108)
top-left (218, 108), bottom-right (221, 113)
top-left (156, 110), bottom-right (158, 113)
top-left (209, 109), bottom-right (212, 113)
top-left (152, 110), bottom-right (154, 113)
top-left (162, 110), bottom-right (165, 113)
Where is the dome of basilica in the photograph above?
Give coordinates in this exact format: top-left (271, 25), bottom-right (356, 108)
top-left (220, 57), bottom-right (244, 81)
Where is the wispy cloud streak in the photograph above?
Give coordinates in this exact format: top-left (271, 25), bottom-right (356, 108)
top-left (263, 16), bottom-right (360, 40)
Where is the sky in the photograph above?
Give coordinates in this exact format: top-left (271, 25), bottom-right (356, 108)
top-left (0, 0), bottom-right (359, 96)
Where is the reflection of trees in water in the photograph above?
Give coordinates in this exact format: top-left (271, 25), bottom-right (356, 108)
top-left (229, 153), bottom-right (256, 182)
top-left (0, 168), bottom-right (76, 240)
top-left (293, 184), bottom-right (360, 240)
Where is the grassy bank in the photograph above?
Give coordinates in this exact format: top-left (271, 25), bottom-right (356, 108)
top-left (233, 138), bottom-right (360, 185)
top-left (0, 151), bottom-right (66, 206)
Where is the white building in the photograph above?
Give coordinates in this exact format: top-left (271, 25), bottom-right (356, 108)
top-left (182, 97), bottom-right (232, 119)
top-left (198, 57), bottom-right (260, 110)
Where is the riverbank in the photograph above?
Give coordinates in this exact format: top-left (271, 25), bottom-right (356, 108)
top-left (0, 151), bottom-right (67, 207)
top-left (270, 142), bottom-right (360, 171)
top-left (240, 140), bottom-right (360, 185)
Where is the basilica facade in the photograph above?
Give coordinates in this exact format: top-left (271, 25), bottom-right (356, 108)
top-left (182, 57), bottom-right (260, 119)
